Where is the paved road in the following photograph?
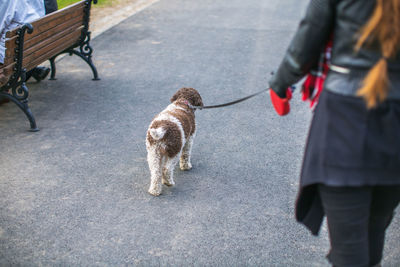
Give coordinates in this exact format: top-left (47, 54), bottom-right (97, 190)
top-left (1, 0), bottom-right (399, 266)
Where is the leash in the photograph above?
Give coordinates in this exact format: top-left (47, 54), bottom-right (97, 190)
top-left (190, 88), bottom-right (270, 110)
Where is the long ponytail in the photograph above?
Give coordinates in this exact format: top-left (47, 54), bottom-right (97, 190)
top-left (355, 0), bottom-right (400, 109)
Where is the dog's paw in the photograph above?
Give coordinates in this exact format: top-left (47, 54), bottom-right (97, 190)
top-left (180, 161), bottom-right (192, 171)
top-left (162, 178), bottom-right (175, 186)
top-left (148, 185), bottom-right (162, 196)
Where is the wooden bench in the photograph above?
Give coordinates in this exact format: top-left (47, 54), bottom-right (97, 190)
top-left (0, 0), bottom-right (99, 131)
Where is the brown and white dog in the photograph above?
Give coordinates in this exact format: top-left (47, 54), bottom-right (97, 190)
top-left (146, 87), bottom-right (203, 196)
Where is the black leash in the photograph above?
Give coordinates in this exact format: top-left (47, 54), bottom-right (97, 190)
top-left (190, 88), bottom-right (269, 110)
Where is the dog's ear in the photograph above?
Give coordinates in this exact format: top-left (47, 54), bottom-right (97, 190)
top-left (170, 89), bottom-right (183, 103)
top-left (191, 91), bottom-right (203, 107)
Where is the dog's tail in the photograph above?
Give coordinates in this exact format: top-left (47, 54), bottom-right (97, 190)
top-left (149, 127), bottom-right (166, 140)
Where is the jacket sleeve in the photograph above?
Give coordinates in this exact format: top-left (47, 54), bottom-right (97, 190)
top-left (269, 0), bottom-right (336, 97)
top-left (0, 0), bottom-right (21, 64)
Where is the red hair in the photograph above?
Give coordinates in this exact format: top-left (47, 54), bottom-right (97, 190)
top-left (355, 0), bottom-right (400, 108)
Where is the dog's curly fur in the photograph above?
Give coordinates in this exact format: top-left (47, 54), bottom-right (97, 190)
top-left (146, 88), bottom-right (203, 196)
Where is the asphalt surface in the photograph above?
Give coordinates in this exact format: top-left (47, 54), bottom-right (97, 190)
top-left (1, 0), bottom-right (399, 266)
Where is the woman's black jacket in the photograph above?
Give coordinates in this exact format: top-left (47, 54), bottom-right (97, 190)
top-left (269, 0), bottom-right (400, 99)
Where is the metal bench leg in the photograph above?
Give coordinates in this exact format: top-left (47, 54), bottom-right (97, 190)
top-left (69, 49), bottom-right (100, 81)
top-left (49, 57), bottom-right (57, 80)
top-left (0, 84), bottom-right (39, 132)
top-left (72, 31), bottom-right (100, 81)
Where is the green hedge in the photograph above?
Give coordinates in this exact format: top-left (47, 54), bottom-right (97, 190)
top-left (58, 0), bottom-right (114, 9)
top-left (58, 0), bottom-right (80, 9)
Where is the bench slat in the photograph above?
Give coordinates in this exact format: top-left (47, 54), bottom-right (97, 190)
top-left (0, 67), bottom-right (10, 87)
top-left (4, 36), bottom-right (17, 62)
top-left (1, 63), bottom-right (16, 78)
top-left (24, 22), bottom-right (83, 60)
top-left (25, 7), bottom-right (85, 43)
top-left (23, 28), bottom-right (83, 71)
top-left (24, 17), bottom-right (84, 50)
top-left (5, 1), bottom-right (86, 39)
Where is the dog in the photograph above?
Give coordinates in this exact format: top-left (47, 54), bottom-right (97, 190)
top-left (146, 87), bottom-right (203, 196)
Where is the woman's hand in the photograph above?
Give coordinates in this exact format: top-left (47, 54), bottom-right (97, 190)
top-left (269, 88), bottom-right (292, 116)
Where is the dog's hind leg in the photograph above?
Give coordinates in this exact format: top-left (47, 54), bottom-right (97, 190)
top-left (162, 155), bottom-right (179, 186)
top-left (180, 134), bottom-right (194, 171)
top-left (147, 148), bottom-right (164, 196)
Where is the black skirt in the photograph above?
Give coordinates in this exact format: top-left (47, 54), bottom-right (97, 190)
top-left (300, 89), bottom-right (400, 187)
top-left (295, 89), bottom-right (400, 235)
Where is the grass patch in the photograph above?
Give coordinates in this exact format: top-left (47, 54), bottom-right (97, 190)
top-left (58, 0), bottom-right (119, 9)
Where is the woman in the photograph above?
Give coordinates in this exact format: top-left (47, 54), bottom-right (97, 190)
top-left (268, 0), bottom-right (400, 266)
